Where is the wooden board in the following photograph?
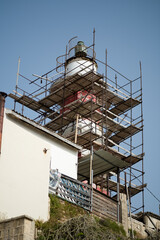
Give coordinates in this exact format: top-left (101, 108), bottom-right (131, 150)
top-left (9, 93), bottom-right (59, 119)
top-left (108, 98), bottom-right (141, 118)
top-left (112, 184), bottom-right (147, 200)
top-left (77, 131), bottom-right (99, 146)
top-left (93, 82), bottom-right (124, 106)
top-left (108, 147), bottom-right (142, 165)
top-left (92, 189), bottom-right (117, 221)
top-left (9, 93), bottom-right (48, 112)
top-left (109, 125), bottom-right (141, 145)
top-left (39, 71), bottom-right (102, 107)
top-left (44, 99), bottom-right (101, 131)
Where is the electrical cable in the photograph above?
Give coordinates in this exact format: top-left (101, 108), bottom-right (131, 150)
top-left (131, 170), bottom-right (160, 203)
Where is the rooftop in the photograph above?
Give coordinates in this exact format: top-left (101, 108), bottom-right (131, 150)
top-left (5, 109), bottom-right (82, 150)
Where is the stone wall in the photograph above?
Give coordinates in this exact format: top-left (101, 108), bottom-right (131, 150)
top-left (0, 215), bottom-right (35, 240)
top-left (128, 217), bottom-right (147, 239)
top-left (119, 193), bottom-right (128, 234)
top-left (144, 214), bottom-right (160, 230)
top-left (119, 193), bottom-right (147, 239)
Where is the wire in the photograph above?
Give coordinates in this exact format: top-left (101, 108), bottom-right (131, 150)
top-left (145, 186), bottom-right (160, 204)
top-left (131, 170), bottom-right (160, 204)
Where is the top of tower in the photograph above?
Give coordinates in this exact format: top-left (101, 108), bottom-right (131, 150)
top-left (75, 41), bottom-right (87, 57)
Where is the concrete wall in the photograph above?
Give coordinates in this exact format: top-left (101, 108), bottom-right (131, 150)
top-left (0, 215), bottom-right (35, 240)
top-left (128, 217), bottom-right (147, 239)
top-left (144, 215), bottom-right (160, 230)
top-left (119, 193), bottom-right (128, 234)
top-left (0, 110), bottom-right (78, 221)
top-left (119, 193), bottom-right (147, 239)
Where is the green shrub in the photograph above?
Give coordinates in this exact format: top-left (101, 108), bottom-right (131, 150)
top-left (99, 218), bottom-right (126, 236)
top-left (36, 195), bottom-right (133, 240)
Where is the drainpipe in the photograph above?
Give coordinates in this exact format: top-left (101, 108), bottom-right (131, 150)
top-left (0, 92), bottom-right (7, 153)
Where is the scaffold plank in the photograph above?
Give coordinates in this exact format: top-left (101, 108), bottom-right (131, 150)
top-left (112, 184), bottom-right (146, 199)
top-left (92, 110), bottom-right (125, 133)
top-left (124, 154), bottom-right (143, 164)
top-left (77, 131), bottom-right (100, 146)
top-left (78, 149), bottom-right (130, 181)
top-left (93, 83), bottom-right (124, 105)
top-left (44, 99), bottom-right (101, 131)
top-left (107, 147), bottom-right (142, 165)
top-left (45, 115), bottom-right (70, 131)
top-left (93, 176), bottom-right (146, 197)
top-left (8, 93), bottom-right (49, 112)
top-left (38, 71), bottom-right (102, 108)
top-left (94, 177), bottom-right (146, 200)
top-left (109, 125), bottom-right (141, 145)
top-left (108, 98), bottom-right (141, 118)
top-left (52, 71), bottom-right (102, 93)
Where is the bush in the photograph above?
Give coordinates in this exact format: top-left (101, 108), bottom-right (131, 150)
top-left (36, 195), bottom-right (143, 240)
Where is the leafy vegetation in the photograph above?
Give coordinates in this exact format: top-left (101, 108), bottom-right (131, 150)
top-left (98, 218), bottom-right (126, 236)
top-left (145, 231), bottom-right (160, 240)
top-left (35, 194), bottom-right (147, 240)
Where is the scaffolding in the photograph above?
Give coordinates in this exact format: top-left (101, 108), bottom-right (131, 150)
top-left (9, 31), bottom-right (145, 214)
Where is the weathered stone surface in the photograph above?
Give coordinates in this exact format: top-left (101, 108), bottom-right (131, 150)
top-left (120, 193), bottom-right (128, 234)
top-left (0, 215), bottom-right (35, 240)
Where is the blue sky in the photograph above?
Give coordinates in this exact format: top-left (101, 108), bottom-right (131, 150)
top-left (0, 0), bottom-right (160, 214)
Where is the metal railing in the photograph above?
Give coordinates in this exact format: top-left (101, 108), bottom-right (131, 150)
top-left (49, 170), bottom-right (92, 211)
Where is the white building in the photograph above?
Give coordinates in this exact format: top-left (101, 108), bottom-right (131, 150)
top-left (0, 105), bottom-right (81, 221)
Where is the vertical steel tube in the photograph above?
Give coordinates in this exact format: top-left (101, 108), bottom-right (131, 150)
top-left (115, 74), bottom-right (119, 152)
top-left (0, 92), bottom-right (7, 153)
top-left (100, 176), bottom-right (103, 192)
top-left (75, 114), bottom-right (79, 144)
top-left (140, 61), bottom-right (144, 213)
top-left (125, 171), bottom-right (127, 192)
top-left (117, 168), bottom-right (120, 223)
top-left (61, 45), bottom-right (67, 135)
top-left (107, 173), bottom-right (110, 196)
top-left (89, 144), bottom-right (93, 185)
top-left (129, 78), bottom-right (133, 207)
top-left (89, 28), bottom-right (95, 185)
top-left (105, 49), bottom-right (108, 149)
top-left (14, 57), bottom-right (20, 111)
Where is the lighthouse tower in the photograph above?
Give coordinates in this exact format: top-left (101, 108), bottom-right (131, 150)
top-left (8, 33), bottom-right (145, 215)
top-left (50, 40), bottom-right (102, 145)
top-left (66, 41), bottom-right (97, 77)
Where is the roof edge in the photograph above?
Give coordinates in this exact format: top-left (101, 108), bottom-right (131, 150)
top-left (5, 109), bottom-right (82, 150)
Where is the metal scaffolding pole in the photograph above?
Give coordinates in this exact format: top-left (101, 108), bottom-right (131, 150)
top-left (140, 61), bottom-right (144, 213)
top-left (117, 167), bottom-right (120, 223)
top-left (105, 49), bottom-right (108, 150)
top-left (89, 28), bottom-right (95, 185)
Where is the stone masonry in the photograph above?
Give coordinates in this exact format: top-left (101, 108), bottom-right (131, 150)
top-left (119, 193), bottom-right (128, 234)
top-left (0, 215), bottom-right (35, 240)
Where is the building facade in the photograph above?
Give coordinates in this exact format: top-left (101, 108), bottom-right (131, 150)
top-left (0, 107), bottom-right (80, 221)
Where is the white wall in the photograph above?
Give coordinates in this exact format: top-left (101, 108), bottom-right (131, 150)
top-left (66, 58), bottom-right (97, 77)
top-left (0, 110), bottom-right (78, 221)
top-left (50, 144), bottom-right (77, 179)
